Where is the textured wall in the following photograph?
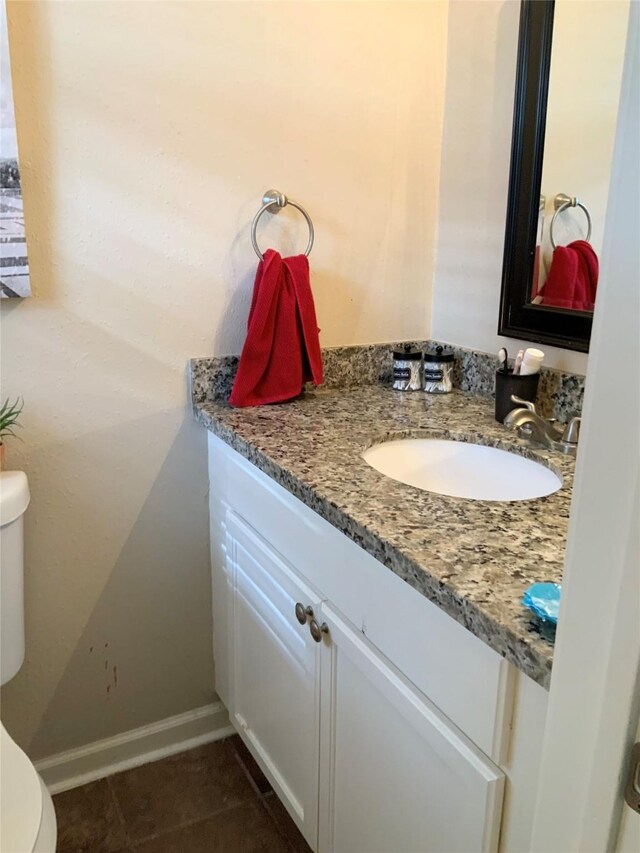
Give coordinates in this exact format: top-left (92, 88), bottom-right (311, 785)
top-left (431, 0), bottom-right (589, 375)
top-left (0, 0), bottom-right (447, 757)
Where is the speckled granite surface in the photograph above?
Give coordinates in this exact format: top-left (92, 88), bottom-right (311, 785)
top-left (191, 340), bottom-right (585, 423)
top-left (193, 382), bottom-right (575, 689)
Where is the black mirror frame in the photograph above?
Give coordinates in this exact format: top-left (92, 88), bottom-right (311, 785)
top-left (499, 0), bottom-right (592, 353)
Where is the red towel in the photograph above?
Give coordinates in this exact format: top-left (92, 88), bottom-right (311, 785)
top-left (229, 250), bottom-right (323, 407)
top-left (540, 240), bottom-right (598, 312)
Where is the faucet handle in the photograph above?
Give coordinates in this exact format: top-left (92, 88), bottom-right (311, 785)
top-left (561, 416), bottom-right (581, 445)
top-left (510, 395), bottom-right (537, 414)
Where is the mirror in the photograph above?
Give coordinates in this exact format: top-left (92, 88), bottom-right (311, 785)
top-left (499, 0), bottom-right (629, 352)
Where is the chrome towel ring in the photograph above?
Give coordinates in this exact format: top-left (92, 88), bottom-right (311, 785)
top-left (250, 189), bottom-right (314, 261)
top-left (550, 193), bottom-right (592, 249)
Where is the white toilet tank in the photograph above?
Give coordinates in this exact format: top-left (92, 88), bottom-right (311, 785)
top-left (0, 470), bottom-right (30, 686)
top-left (0, 471), bottom-right (57, 853)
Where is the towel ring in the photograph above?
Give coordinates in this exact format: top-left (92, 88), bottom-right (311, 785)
top-left (550, 193), bottom-right (592, 249)
top-left (250, 190), bottom-right (314, 261)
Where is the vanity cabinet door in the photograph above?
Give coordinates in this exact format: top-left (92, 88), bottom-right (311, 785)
top-left (226, 512), bottom-right (321, 849)
top-left (317, 603), bottom-right (505, 853)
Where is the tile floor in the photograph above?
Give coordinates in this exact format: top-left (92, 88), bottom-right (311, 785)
top-left (53, 735), bottom-right (312, 853)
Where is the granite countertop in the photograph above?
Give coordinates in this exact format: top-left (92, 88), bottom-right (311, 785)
top-left (194, 386), bottom-right (574, 688)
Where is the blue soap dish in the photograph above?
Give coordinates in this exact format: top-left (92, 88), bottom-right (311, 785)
top-left (522, 582), bottom-right (561, 625)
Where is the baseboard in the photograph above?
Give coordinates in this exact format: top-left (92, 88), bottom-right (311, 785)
top-left (35, 701), bottom-right (234, 794)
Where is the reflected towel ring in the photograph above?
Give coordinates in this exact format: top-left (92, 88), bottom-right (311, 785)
top-left (550, 193), bottom-right (592, 249)
top-left (250, 190), bottom-right (314, 261)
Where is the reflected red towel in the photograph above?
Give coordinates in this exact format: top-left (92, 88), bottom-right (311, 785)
top-left (540, 240), bottom-right (598, 312)
top-left (229, 250), bottom-right (323, 407)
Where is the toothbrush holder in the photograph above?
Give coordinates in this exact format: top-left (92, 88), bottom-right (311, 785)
top-left (494, 370), bottom-right (540, 423)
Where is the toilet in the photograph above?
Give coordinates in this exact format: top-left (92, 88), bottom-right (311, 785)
top-left (1, 471), bottom-right (57, 853)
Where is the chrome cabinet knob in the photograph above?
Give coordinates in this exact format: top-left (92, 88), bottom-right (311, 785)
top-left (309, 618), bottom-right (329, 643)
top-left (295, 603), bottom-right (313, 625)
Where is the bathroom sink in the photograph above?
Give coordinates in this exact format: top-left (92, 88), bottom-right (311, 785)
top-left (362, 438), bottom-right (562, 501)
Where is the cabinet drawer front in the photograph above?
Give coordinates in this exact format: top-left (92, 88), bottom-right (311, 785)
top-left (319, 603), bottom-right (504, 853)
top-left (214, 434), bottom-right (513, 761)
top-left (226, 512), bottom-right (321, 848)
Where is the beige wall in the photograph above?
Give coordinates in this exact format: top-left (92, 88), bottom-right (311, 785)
top-left (431, 0), bottom-right (589, 375)
top-left (0, 1), bottom-right (448, 757)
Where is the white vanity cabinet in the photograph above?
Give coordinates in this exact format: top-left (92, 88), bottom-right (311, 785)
top-left (226, 512), bottom-right (321, 844)
top-left (317, 602), bottom-right (503, 853)
top-left (208, 434), bottom-right (548, 853)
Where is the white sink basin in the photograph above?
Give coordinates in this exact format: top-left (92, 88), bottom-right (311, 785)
top-left (362, 438), bottom-right (562, 501)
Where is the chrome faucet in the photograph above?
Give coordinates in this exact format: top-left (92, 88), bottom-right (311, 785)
top-left (503, 396), bottom-right (581, 456)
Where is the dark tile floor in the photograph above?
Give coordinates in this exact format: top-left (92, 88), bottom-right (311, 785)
top-left (53, 735), bottom-right (312, 853)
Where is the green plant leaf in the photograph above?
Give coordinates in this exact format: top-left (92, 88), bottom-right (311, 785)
top-left (0, 397), bottom-right (24, 435)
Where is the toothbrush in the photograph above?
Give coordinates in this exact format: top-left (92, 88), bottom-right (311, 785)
top-left (498, 348), bottom-right (509, 374)
top-left (513, 349), bottom-right (524, 375)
